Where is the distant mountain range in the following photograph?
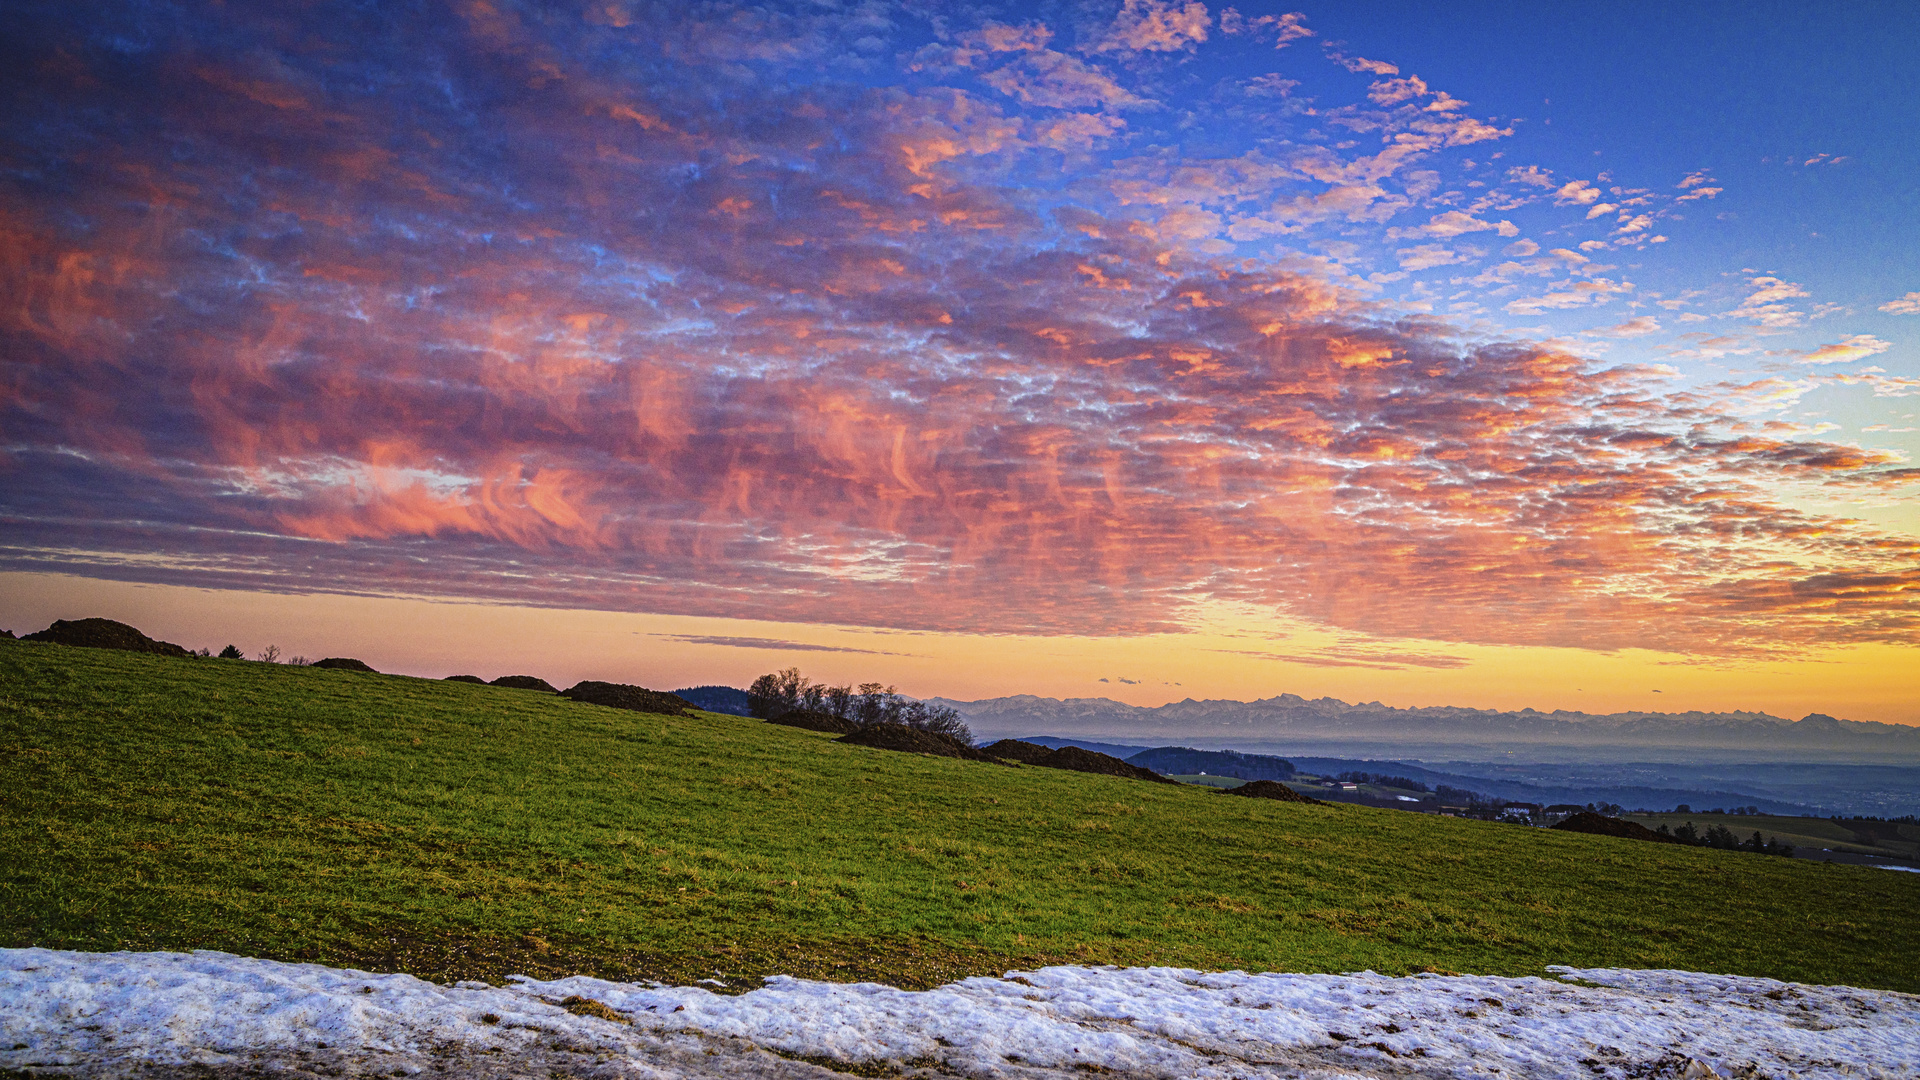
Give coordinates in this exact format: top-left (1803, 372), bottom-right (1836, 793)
top-left (1014, 738), bottom-right (1826, 817)
top-left (930, 693), bottom-right (1920, 758)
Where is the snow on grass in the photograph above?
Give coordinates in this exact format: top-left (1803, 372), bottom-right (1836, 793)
top-left (2, 948), bottom-right (1915, 1078)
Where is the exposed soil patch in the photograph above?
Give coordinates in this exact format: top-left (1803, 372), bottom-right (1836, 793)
top-left (562, 680), bottom-right (696, 716)
top-left (770, 709), bottom-right (860, 734)
top-left (1218, 780), bottom-right (1324, 804)
top-left (1552, 812), bottom-right (1682, 844)
top-left (310, 657), bottom-right (377, 672)
top-left (1032, 745), bottom-right (1173, 783)
top-left (836, 724), bottom-right (1008, 764)
top-left (443, 674), bottom-right (486, 684)
top-left (491, 675), bottom-right (558, 692)
top-left (981, 739), bottom-right (1053, 764)
top-left (21, 618), bottom-right (189, 657)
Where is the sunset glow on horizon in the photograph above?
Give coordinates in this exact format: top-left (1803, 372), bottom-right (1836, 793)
top-left (3, 2), bottom-right (1916, 722)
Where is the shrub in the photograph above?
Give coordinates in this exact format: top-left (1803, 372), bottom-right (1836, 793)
top-left (22, 618), bottom-right (189, 657)
top-left (561, 681), bottom-right (695, 717)
top-left (489, 675), bottom-right (558, 693)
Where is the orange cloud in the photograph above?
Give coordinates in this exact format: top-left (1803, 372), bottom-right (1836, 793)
top-left (1796, 335), bottom-right (1892, 365)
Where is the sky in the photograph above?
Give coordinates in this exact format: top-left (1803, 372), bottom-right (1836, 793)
top-left (2, 1), bottom-right (1917, 723)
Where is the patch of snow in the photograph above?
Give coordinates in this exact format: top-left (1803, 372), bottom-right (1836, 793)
top-left (1875, 864), bottom-right (1920, 873)
top-left (2, 948), bottom-right (1916, 1078)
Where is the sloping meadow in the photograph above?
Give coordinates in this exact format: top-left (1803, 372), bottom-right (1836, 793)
top-left (1, 641), bottom-right (1915, 992)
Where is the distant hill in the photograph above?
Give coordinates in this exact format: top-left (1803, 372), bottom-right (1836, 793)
top-left (674, 685), bottom-right (753, 716)
top-left (1014, 736), bottom-right (1153, 758)
top-left (934, 694), bottom-right (1920, 758)
top-left (1121, 746), bottom-right (1297, 782)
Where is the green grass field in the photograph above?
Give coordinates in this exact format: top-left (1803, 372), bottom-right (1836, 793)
top-left (1163, 774), bottom-right (1240, 789)
top-left (3, 641), bottom-right (1916, 992)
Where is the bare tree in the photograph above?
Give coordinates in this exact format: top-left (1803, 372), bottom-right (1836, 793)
top-left (823, 683), bottom-right (853, 718)
top-left (852, 682), bottom-right (892, 726)
top-left (748, 667), bottom-right (813, 718)
top-left (258, 645), bottom-right (281, 663)
top-left (746, 672), bottom-right (783, 718)
top-left (748, 669), bottom-right (972, 743)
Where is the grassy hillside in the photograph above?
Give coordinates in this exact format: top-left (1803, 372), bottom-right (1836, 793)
top-left (2, 642), bottom-right (1916, 992)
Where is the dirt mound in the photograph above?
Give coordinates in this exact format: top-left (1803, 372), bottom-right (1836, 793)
top-left (1218, 780), bottom-right (1323, 804)
top-left (1033, 745), bottom-right (1173, 783)
top-left (310, 657), bottom-right (377, 672)
top-left (561, 681), bottom-right (695, 716)
top-left (491, 675), bottom-right (558, 693)
top-left (1552, 812), bottom-right (1682, 844)
top-left (769, 708), bottom-right (860, 734)
top-left (22, 618), bottom-right (189, 657)
top-left (982, 739), bottom-right (1053, 764)
top-left (836, 723), bottom-right (1007, 764)
top-left (444, 674), bottom-right (486, 684)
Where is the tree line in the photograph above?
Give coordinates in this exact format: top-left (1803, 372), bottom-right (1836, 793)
top-left (1337, 771), bottom-right (1430, 793)
top-left (746, 668), bottom-right (972, 742)
top-left (1658, 821), bottom-right (1795, 857)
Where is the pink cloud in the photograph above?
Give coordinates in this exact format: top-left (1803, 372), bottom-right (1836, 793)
top-left (1726, 276), bottom-right (1811, 330)
top-left (1221, 10), bottom-right (1314, 47)
top-left (1088, 0), bottom-right (1210, 54)
top-left (1554, 180), bottom-right (1602, 206)
top-left (1590, 316), bottom-right (1661, 338)
top-left (982, 51), bottom-right (1150, 110)
top-left (1332, 54), bottom-right (1400, 75)
top-left (1368, 76), bottom-right (1428, 106)
top-left (1505, 278), bottom-right (1635, 315)
top-left (1411, 210), bottom-right (1516, 238)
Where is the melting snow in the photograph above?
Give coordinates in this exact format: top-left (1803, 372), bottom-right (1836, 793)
top-left (1, 948), bottom-right (1915, 1078)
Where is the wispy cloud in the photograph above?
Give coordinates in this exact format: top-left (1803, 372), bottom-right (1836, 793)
top-left (650, 635), bottom-right (919, 657)
top-left (1726, 276), bottom-right (1812, 329)
top-left (1590, 315), bottom-right (1662, 338)
top-left (1217, 10), bottom-right (1313, 48)
top-left (1210, 647), bottom-right (1471, 671)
